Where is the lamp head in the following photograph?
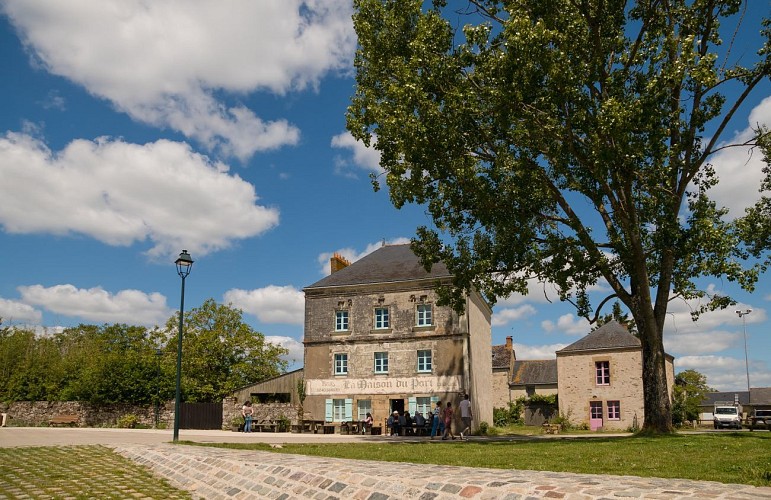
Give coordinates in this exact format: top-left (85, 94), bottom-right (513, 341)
top-left (175, 250), bottom-right (194, 278)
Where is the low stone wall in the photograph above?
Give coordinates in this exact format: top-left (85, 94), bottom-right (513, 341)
top-left (223, 397), bottom-right (299, 430)
top-left (0, 401), bottom-right (172, 428)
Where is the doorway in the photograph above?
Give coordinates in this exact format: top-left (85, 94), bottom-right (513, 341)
top-left (589, 401), bottom-right (603, 431)
top-left (390, 398), bottom-right (405, 415)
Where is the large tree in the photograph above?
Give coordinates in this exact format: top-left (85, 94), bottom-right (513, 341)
top-left (163, 299), bottom-right (287, 402)
top-left (348, 0), bottom-right (770, 432)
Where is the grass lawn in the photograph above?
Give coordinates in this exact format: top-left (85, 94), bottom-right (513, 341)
top-left (0, 445), bottom-right (191, 499)
top-left (193, 432), bottom-right (771, 487)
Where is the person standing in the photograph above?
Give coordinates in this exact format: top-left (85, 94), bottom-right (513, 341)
top-left (458, 394), bottom-right (472, 440)
top-left (441, 401), bottom-right (455, 440)
top-left (242, 400), bottom-right (254, 433)
top-left (430, 400), bottom-right (442, 438)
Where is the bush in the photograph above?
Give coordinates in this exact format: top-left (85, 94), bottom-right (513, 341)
top-left (550, 410), bottom-right (575, 431)
top-left (478, 421), bottom-right (489, 435)
top-left (493, 399), bottom-right (524, 426)
top-left (116, 414), bottom-right (139, 429)
top-left (277, 415), bottom-right (291, 432)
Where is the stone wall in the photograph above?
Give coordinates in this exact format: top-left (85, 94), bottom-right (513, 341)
top-left (223, 397), bottom-right (298, 430)
top-left (0, 401), bottom-right (172, 428)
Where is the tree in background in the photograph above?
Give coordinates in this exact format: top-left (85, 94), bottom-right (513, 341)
top-left (672, 369), bottom-right (714, 426)
top-left (592, 302), bottom-right (637, 335)
top-left (163, 298), bottom-right (288, 403)
top-left (348, 0), bottom-right (770, 433)
top-left (0, 300), bottom-right (288, 405)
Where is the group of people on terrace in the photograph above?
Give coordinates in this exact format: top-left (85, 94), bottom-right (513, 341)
top-left (382, 394), bottom-right (472, 441)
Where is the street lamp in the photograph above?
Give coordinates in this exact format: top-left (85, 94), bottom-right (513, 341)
top-left (735, 309), bottom-right (752, 403)
top-left (173, 250), bottom-right (193, 442)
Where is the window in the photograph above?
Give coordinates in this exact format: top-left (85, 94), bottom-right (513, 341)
top-left (375, 307), bottom-right (389, 329)
top-left (416, 304), bottom-right (432, 326)
top-left (334, 353), bottom-right (348, 375)
top-left (357, 399), bottom-right (372, 421)
top-left (416, 397), bottom-right (431, 416)
top-left (595, 361), bottom-right (610, 385)
top-left (335, 310), bottom-right (349, 331)
top-left (608, 401), bottom-right (620, 420)
top-left (326, 398), bottom-right (352, 422)
top-left (333, 399), bottom-right (346, 421)
top-left (417, 349), bottom-right (432, 372)
top-left (374, 352), bottom-right (389, 374)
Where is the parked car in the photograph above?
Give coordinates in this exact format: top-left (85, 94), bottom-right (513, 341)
top-left (713, 402), bottom-right (743, 429)
top-left (749, 409), bottom-right (771, 431)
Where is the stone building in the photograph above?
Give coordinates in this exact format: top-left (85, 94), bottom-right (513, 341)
top-left (491, 337), bottom-right (515, 408)
top-left (302, 244), bottom-right (493, 431)
top-left (556, 321), bottom-right (674, 431)
top-left (509, 359), bottom-right (558, 399)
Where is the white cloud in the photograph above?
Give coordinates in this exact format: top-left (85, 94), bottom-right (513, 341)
top-left (492, 305), bottom-right (537, 326)
top-left (2, 0), bottom-right (356, 160)
top-left (330, 131), bottom-right (383, 176)
top-left (0, 297), bottom-right (43, 324)
top-left (512, 343), bottom-right (566, 359)
top-left (18, 284), bottom-right (170, 326)
top-left (707, 96), bottom-right (771, 218)
top-left (541, 313), bottom-right (590, 336)
top-left (224, 286), bottom-right (304, 325)
top-left (316, 238), bottom-right (411, 275)
top-left (0, 133), bottom-right (279, 258)
top-left (266, 335), bottom-right (304, 366)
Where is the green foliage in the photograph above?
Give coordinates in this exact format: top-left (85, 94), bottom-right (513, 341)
top-left (493, 399), bottom-right (524, 427)
top-left (164, 299), bottom-right (288, 403)
top-left (0, 299), bottom-right (288, 405)
top-left (276, 415), bottom-right (291, 432)
top-left (551, 410), bottom-right (576, 432)
top-left (348, 0), bottom-right (771, 433)
top-left (477, 421), bottom-right (489, 435)
top-left (524, 394), bottom-right (557, 405)
top-left (117, 414), bottom-right (139, 429)
top-left (672, 369), bottom-right (713, 425)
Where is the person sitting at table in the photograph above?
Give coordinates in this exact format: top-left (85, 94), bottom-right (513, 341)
top-left (362, 412), bottom-right (373, 434)
top-left (414, 411), bottom-right (426, 433)
top-left (387, 410), bottom-right (401, 436)
top-left (403, 411), bottom-right (414, 435)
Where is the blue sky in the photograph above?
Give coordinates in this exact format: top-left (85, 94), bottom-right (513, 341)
top-left (0, 1), bottom-right (769, 392)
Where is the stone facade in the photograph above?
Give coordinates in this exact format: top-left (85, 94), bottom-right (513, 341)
top-left (222, 397), bottom-right (297, 430)
top-left (302, 245), bottom-right (493, 431)
top-left (556, 321), bottom-right (674, 431)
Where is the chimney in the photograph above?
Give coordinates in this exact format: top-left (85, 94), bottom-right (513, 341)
top-left (505, 336), bottom-right (513, 352)
top-left (330, 253), bottom-right (351, 274)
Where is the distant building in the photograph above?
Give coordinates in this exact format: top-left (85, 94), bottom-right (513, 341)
top-left (302, 244), bottom-right (493, 430)
top-left (556, 321), bottom-right (674, 431)
top-left (510, 359), bottom-right (558, 399)
top-left (491, 336), bottom-right (515, 407)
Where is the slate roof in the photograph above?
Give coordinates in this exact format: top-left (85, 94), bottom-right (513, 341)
top-left (492, 344), bottom-right (512, 370)
top-left (510, 359), bottom-right (558, 386)
top-left (750, 387), bottom-right (771, 405)
top-left (557, 320), bottom-right (640, 354)
top-left (699, 391), bottom-right (750, 407)
top-left (304, 244), bottom-right (451, 290)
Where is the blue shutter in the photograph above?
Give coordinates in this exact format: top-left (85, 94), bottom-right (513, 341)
top-left (408, 397), bottom-right (417, 414)
top-left (345, 399), bottom-right (353, 421)
top-left (325, 399), bottom-right (333, 422)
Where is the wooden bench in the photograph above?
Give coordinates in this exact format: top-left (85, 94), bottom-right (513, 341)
top-left (49, 414), bottom-right (80, 427)
top-left (542, 423), bottom-right (561, 434)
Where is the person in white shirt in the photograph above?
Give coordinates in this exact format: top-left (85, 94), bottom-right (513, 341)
top-left (458, 394), bottom-right (472, 440)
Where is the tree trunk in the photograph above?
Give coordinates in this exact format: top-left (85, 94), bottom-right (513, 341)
top-left (637, 317), bottom-right (673, 433)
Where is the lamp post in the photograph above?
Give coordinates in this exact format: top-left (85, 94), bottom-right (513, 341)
top-left (173, 250), bottom-right (193, 442)
top-left (155, 348), bottom-right (162, 428)
top-left (735, 309), bottom-right (752, 403)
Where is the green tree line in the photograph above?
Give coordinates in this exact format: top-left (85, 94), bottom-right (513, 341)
top-left (0, 299), bottom-right (287, 404)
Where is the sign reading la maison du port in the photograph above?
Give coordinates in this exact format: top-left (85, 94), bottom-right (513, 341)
top-left (306, 375), bottom-right (462, 396)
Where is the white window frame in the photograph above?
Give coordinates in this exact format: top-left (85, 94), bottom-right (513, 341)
top-left (333, 399), bottom-right (346, 421)
top-left (334, 353), bottom-right (348, 375)
top-left (375, 307), bottom-right (390, 329)
top-left (335, 310), bottom-right (349, 331)
top-left (417, 349), bottom-right (432, 373)
top-left (416, 397), bottom-right (431, 416)
top-left (416, 304), bottom-right (433, 326)
top-left (374, 352), bottom-right (389, 374)
top-left (357, 399), bottom-right (372, 421)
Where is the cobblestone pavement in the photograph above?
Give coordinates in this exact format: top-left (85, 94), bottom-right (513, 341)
top-left (112, 442), bottom-right (771, 499)
top-left (3, 428), bottom-right (771, 499)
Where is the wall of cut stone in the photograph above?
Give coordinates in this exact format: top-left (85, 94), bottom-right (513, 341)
top-left (0, 401), bottom-right (170, 428)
